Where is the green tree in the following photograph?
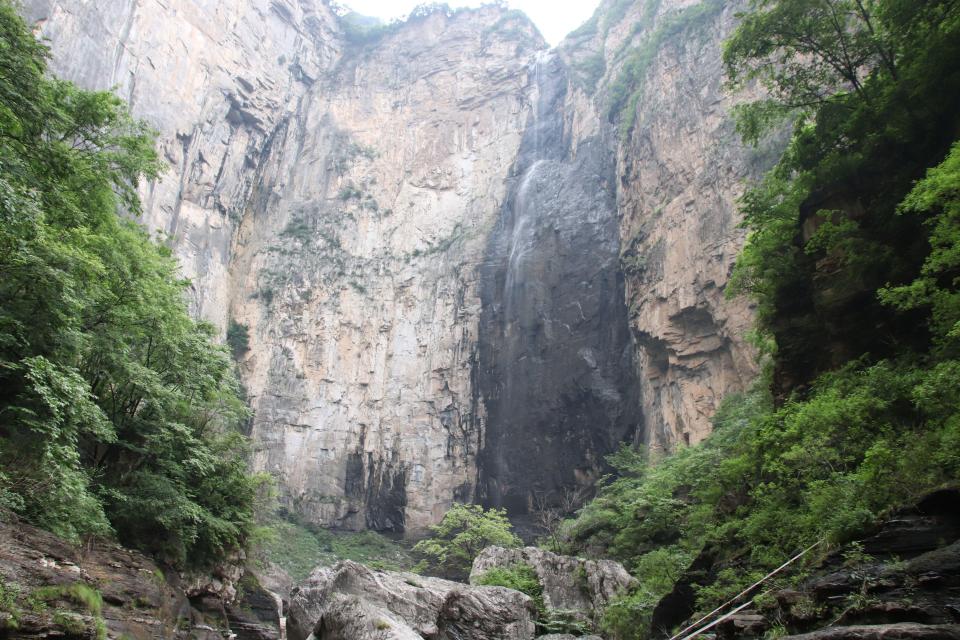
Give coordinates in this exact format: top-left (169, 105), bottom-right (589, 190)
top-left (0, 0), bottom-right (261, 567)
top-left (724, 0), bottom-right (960, 387)
top-left (413, 504), bottom-right (521, 579)
top-left (226, 320), bottom-right (251, 360)
top-left (879, 143), bottom-right (960, 356)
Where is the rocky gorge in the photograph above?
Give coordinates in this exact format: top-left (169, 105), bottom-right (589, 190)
top-left (4, 0), bottom-right (960, 639)
top-left (17, 0), bottom-right (760, 536)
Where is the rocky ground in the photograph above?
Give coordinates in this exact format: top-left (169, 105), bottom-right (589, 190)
top-left (0, 511), bottom-right (625, 640)
top-left (654, 489), bottom-right (960, 640)
top-left (3, 491), bottom-right (958, 640)
top-left (0, 515), bottom-right (280, 640)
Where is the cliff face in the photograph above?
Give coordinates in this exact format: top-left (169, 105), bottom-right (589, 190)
top-left (475, 50), bottom-right (641, 514)
top-left (562, 0), bottom-right (766, 451)
top-left (231, 9), bottom-right (541, 533)
top-left (21, 0), bottom-right (340, 330)
top-left (22, 0), bottom-right (764, 532)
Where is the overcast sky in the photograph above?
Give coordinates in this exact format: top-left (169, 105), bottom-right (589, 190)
top-left (340, 1), bottom-right (600, 45)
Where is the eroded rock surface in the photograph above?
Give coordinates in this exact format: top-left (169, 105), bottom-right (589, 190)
top-left (474, 49), bottom-right (641, 514)
top-left (560, 0), bottom-right (767, 451)
top-left (779, 624), bottom-right (960, 640)
top-left (287, 560), bottom-right (536, 640)
top-left (471, 546), bottom-right (636, 626)
top-left (22, 0), bottom-right (340, 330)
top-left (232, 7), bottom-right (542, 535)
top-left (22, 0), bottom-right (548, 535)
top-left (21, 0), bottom-right (768, 531)
top-left (0, 515), bottom-right (280, 640)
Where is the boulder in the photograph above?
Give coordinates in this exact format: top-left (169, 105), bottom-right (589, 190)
top-left (288, 560), bottom-right (536, 640)
top-left (470, 546), bottom-right (636, 623)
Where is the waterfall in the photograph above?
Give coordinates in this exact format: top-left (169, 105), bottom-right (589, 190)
top-left (474, 48), bottom-right (641, 516)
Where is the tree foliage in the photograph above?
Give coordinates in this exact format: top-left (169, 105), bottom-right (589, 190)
top-left (0, 1), bottom-right (261, 567)
top-left (725, 0), bottom-right (960, 385)
top-left (412, 504), bottom-right (521, 579)
top-left (566, 361), bottom-right (960, 639)
top-left (879, 142), bottom-right (960, 356)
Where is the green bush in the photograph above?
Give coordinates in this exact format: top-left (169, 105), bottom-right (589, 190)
top-left (31, 584), bottom-right (102, 617)
top-left (0, 578), bottom-right (20, 629)
top-left (539, 608), bottom-right (593, 636)
top-left (573, 53), bottom-right (606, 93)
top-left (475, 564), bottom-right (544, 613)
top-left (281, 218), bottom-right (313, 243)
top-left (568, 357), bottom-right (960, 637)
top-left (338, 184), bottom-right (362, 200)
top-left (413, 504), bottom-right (521, 579)
top-left (607, 0), bottom-right (723, 139)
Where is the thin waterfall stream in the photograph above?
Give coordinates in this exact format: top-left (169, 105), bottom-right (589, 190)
top-left (474, 49), bottom-right (641, 521)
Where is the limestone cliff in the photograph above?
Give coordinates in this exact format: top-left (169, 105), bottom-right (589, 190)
top-left (561, 0), bottom-right (767, 451)
top-left (474, 49), bottom-right (641, 515)
top-left (22, 0), bottom-right (341, 330)
top-left (230, 8), bottom-right (541, 533)
top-left (21, 0), bottom-right (765, 532)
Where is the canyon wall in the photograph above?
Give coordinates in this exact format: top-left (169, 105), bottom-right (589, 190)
top-left (562, 0), bottom-right (764, 452)
top-left (22, 0), bottom-right (341, 329)
top-left (474, 50), bottom-right (641, 515)
top-left (230, 8), bottom-right (542, 533)
top-left (23, 0), bottom-right (764, 532)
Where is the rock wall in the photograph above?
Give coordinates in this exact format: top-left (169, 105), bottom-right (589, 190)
top-left (0, 515), bottom-right (282, 639)
top-left (561, 0), bottom-right (766, 451)
top-left (231, 8), bottom-right (541, 533)
top-left (474, 51), bottom-right (641, 515)
top-left (20, 0), bottom-right (765, 532)
top-left (22, 0), bottom-right (341, 330)
top-left (21, 0), bottom-right (551, 534)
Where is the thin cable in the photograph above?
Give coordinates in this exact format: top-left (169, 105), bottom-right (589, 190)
top-left (667, 540), bottom-right (823, 640)
top-left (678, 592), bottom-right (768, 640)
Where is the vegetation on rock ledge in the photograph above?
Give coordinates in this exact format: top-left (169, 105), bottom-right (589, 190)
top-left (413, 504), bottom-right (521, 579)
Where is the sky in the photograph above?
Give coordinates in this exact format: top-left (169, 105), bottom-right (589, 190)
top-left (339, 1), bottom-right (600, 46)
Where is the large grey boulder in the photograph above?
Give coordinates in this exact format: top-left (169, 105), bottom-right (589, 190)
top-left (288, 560), bottom-right (536, 640)
top-left (471, 547), bottom-right (636, 624)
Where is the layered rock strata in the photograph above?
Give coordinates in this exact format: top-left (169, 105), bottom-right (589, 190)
top-left (0, 515), bottom-right (282, 640)
top-left (22, 0), bottom-right (340, 329)
top-left (229, 9), bottom-right (542, 533)
top-left (561, 0), bottom-right (765, 451)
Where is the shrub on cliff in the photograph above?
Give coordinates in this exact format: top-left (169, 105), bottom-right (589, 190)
top-left (413, 504), bottom-right (521, 579)
top-left (474, 563), bottom-right (545, 612)
top-left (0, 0), bottom-right (261, 568)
